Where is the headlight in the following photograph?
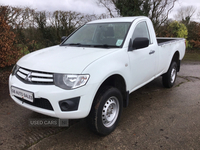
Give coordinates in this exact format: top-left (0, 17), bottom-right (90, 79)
top-left (11, 64), bottom-right (19, 76)
top-left (54, 74), bottom-right (90, 90)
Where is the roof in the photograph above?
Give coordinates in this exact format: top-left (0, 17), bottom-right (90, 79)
top-left (87, 16), bottom-right (147, 24)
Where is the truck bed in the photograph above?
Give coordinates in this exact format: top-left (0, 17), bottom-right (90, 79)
top-left (157, 37), bottom-right (184, 46)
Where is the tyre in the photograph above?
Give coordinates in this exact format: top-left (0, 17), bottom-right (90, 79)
top-left (162, 61), bottom-right (177, 88)
top-left (87, 86), bottom-right (123, 136)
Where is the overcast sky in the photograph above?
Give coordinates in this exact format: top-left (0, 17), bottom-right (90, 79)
top-left (0, 0), bottom-right (200, 21)
top-left (171, 0), bottom-right (200, 21)
top-left (0, 0), bottom-right (106, 15)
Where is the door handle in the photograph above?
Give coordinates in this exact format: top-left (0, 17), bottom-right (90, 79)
top-left (149, 50), bottom-right (155, 55)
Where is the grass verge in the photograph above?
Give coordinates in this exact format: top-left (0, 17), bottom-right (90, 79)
top-left (183, 50), bottom-right (200, 62)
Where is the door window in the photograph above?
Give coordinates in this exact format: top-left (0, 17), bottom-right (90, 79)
top-left (132, 21), bottom-right (150, 44)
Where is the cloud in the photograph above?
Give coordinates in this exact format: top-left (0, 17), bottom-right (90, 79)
top-left (1, 0), bottom-right (199, 21)
top-left (169, 0), bottom-right (200, 21)
top-left (0, 0), bottom-right (106, 14)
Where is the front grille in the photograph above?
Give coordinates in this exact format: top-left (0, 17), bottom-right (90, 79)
top-left (16, 67), bottom-right (54, 85)
top-left (15, 96), bottom-right (54, 111)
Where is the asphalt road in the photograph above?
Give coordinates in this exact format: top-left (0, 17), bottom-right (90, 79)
top-left (0, 62), bottom-right (200, 150)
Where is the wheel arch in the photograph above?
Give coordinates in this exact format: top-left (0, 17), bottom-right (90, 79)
top-left (94, 74), bottom-right (129, 108)
top-left (171, 51), bottom-right (180, 72)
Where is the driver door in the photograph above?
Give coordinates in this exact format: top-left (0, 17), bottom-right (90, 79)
top-left (128, 21), bottom-right (157, 91)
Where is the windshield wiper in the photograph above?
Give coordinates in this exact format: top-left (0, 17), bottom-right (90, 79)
top-left (65, 43), bottom-right (94, 47)
top-left (93, 44), bottom-right (119, 48)
top-left (63, 43), bottom-right (119, 48)
top-left (66, 43), bottom-right (82, 46)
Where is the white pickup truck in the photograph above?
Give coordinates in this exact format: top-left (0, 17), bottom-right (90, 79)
top-left (9, 16), bottom-right (185, 135)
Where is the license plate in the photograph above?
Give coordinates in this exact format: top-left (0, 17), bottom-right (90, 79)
top-left (11, 86), bottom-right (34, 103)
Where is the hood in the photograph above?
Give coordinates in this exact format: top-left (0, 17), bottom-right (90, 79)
top-left (17, 45), bottom-right (116, 73)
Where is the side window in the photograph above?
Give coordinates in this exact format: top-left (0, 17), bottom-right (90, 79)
top-left (132, 21), bottom-right (150, 44)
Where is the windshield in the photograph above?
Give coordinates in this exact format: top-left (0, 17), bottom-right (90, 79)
top-left (61, 22), bottom-right (131, 48)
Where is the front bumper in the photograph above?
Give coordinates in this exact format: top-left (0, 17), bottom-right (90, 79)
top-left (9, 75), bottom-right (97, 119)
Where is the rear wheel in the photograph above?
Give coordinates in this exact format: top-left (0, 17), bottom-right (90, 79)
top-left (162, 61), bottom-right (177, 88)
top-left (87, 86), bottom-right (123, 136)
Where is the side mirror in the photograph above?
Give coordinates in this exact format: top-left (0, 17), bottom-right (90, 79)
top-left (132, 38), bottom-right (149, 50)
top-left (61, 36), bottom-right (67, 42)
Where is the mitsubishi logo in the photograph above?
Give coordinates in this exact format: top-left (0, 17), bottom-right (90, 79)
top-left (25, 72), bottom-right (32, 82)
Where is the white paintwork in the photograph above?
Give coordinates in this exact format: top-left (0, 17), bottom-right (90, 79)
top-left (17, 45), bottom-right (117, 74)
top-left (9, 16), bottom-right (186, 119)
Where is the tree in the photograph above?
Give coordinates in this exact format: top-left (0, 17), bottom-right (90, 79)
top-left (156, 18), bottom-right (173, 37)
top-left (149, 0), bottom-right (177, 31)
top-left (97, 0), bottom-right (178, 32)
top-left (174, 6), bottom-right (196, 25)
top-left (97, 0), bottom-right (118, 18)
top-left (197, 10), bottom-right (200, 21)
top-left (168, 21), bottom-right (188, 38)
top-left (114, 0), bottom-right (146, 16)
top-left (187, 22), bottom-right (200, 49)
top-left (50, 10), bottom-right (85, 42)
top-left (0, 6), bottom-right (19, 67)
top-left (34, 11), bottom-right (48, 38)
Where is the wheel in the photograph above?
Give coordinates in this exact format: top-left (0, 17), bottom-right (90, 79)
top-left (162, 61), bottom-right (177, 88)
top-left (87, 86), bottom-right (123, 136)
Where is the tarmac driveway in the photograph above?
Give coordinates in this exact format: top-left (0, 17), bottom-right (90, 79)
top-left (0, 62), bottom-right (200, 150)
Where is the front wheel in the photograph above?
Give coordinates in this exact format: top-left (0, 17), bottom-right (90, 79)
top-left (87, 86), bottom-right (123, 136)
top-left (162, 61), bottom-right (177, 88)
